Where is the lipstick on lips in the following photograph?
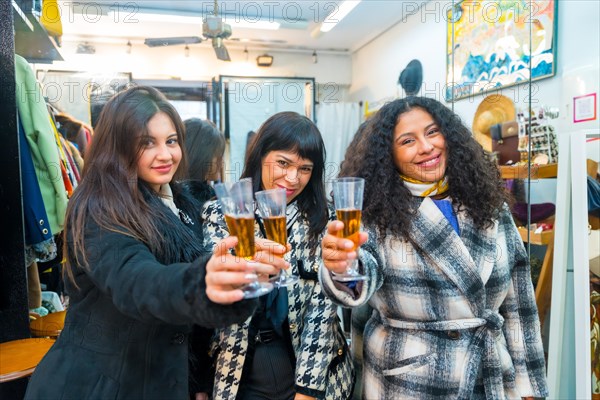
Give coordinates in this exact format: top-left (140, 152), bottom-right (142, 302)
top-left (277, 184), bottom-right (295, 196)
top-left (418, 155), bottom-right (441, 168)
top-left (153, 164), bottom-right (172, 173)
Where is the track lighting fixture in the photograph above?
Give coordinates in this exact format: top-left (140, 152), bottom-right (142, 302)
top-left (312, 50), bottom-right (318, 64)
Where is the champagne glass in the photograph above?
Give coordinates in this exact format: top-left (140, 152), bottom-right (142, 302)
top-left (331, 177), bottom-right (368, 282)
top-left (255, 188), bottom-right (299, 287)
top-left (214, 179), bottom-right (274, 298)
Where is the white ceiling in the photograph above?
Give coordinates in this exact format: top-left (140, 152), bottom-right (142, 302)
top-left (59, 0), bottom-right (412, 54)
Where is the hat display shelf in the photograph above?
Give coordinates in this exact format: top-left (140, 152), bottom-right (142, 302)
top-left (516, 106), bottom-right (560, 165)
top-left (499, 106), bottom-right (560, 180)
top-left (498, 105), bottom-right (560, 328)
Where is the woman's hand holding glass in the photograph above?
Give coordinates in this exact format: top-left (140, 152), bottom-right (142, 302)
top-left (321, 221), bottom-right (369, 276)
top-left (255, 188), bottom-right (299, 287)
top-left (329, 177), bottom-right (369, 281)
top-left (214, 178), bottom-right (284, 298)
top-left (206, 235), bottom-right (289, 304)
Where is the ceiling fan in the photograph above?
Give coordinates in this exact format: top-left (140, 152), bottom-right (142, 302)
top-left (143, 0), bottom-right (232, 61)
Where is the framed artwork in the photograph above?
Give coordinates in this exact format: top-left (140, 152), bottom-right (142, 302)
top-left (573, 93), bottom-right (597, 123)
top-left (446, 0), bottom-right (558, 101)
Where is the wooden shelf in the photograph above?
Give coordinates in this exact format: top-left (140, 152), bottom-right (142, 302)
top-left (517, 226), bottom-right (554, 245)
top-left (12, 1), bottom-right (63, 64)
top-left (499, 163), bottom-right (558, 179)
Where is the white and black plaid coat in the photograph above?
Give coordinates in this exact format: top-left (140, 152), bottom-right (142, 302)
top-left (202, 200), bottom-right (354, 399)
top-left (320, 198), bottom-right (549, 399)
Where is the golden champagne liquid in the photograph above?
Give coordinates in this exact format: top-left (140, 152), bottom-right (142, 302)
top-left (263, 216), bottom-right (287, 246)
top-left (224, 214), bottom-right (256, 258)
top-left (336, 209), bottom-right (362, 250)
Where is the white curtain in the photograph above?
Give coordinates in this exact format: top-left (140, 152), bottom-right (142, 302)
top-left (316, 102), bottom-right (361, 195)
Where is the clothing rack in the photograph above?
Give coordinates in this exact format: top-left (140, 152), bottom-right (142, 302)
top-left (0, 0), bottom-right (65, 345)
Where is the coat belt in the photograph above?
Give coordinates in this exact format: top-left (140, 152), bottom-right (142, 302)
top-left (376, 310), bottom-right (506, 400)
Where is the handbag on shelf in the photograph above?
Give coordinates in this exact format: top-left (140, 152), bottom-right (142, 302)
top-left (491, 121), bottom-right (520, 165)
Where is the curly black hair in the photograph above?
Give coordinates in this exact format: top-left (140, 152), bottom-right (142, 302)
top-left (339, 96), bottom-right (508, 241)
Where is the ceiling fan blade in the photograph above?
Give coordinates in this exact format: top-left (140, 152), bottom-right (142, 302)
top-left (144, 36), bottom-right (202, 47)
top-left (214, 44), bottom-right (230, 61)
top-left (211, 37), bottom-right (230, 61)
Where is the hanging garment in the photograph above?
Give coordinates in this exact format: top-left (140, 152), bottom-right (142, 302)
top-left (19, 116), bottom-right (58, 265)
top-left (15, 55), bottom-right (68, 234)
top-left (18, 117), bottom-right (53, 245)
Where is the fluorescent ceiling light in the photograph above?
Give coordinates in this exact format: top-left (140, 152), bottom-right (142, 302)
top-left (320, 0), bottom-right (361, 33)
top-left (106, 10), bottom-right (280, 30)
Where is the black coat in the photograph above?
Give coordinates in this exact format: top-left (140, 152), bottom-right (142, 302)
top-left (25, 183), bottom-right (256, 400)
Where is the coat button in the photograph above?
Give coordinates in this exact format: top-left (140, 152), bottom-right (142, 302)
top-left (289, 323), bottom-right (297, 330)
top-left (447, 330), bottom-right (461, 340)
top-left (313, 264), bottom-right (319, 272)
top-left (337, 348), bottom-right (343, 356)
top-left (171, 332), bottom-right (185, 345)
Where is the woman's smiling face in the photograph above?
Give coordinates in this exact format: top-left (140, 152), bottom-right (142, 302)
top-left (392, 107), bottom-right (447, 182)
top-left (136, 111), bottom-right (181, 192)
top-left (261, 150), bottom-right (314, 203)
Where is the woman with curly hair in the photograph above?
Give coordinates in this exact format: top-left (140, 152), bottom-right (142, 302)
top-left (319, 96), bottom-right (548, 399)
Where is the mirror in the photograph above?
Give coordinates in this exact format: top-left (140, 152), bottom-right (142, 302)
top-left (216, 75), bottom-right (315, 181)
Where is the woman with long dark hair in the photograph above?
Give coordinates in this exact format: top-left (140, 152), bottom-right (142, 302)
top-left (320, 97), bottom-right (548, 399)
top-left (24, 86), bottom-right (288, 399)
top-left (201, 111), bottom-right (354, 400)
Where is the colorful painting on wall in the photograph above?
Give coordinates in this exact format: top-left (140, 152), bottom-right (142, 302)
top-left (446, 0), bottom-right (558, 101)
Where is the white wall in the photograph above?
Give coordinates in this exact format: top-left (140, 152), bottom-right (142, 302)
top-left (35, 41), bottom-right (352, 85)
top-left (350, 1), bottom-right (448, 108)
top-left (349, 0), bottom-right (600, 207)
top-left (350, 0), bottom-right (600, 129)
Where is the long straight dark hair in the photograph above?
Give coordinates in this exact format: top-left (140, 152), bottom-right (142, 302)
top-left (241, 111), bottom-right (328, 243)
top-left (64, 86), bottom-right (187, 283)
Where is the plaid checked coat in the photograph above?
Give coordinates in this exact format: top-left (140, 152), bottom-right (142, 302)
top-left (202, 200), bottom-right (354, 400)
top-left (320, 198), bottom-right (549, 399)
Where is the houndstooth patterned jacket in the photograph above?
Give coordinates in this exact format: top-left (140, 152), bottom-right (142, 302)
top-left (320, 198), bottom-right (549, 399)
top-left (202, 200), bottom-right (354, 400)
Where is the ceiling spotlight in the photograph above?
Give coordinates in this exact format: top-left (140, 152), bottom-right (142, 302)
top-left (256, 54), bottom-right (273, 67)
top-left (312, 50), bottom-right (318, 64)
top-left (126, 40), bottom-right (132, 54)
top-left (185, 45), bottom-right (190, 57)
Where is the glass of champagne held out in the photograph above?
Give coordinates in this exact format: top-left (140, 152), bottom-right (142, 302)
top-left (255, 188), bottom-right (299, 287)
top-left (214, 178), bottom-right (274, 298)
top-left (331, 177), bottom-right (368, 282)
